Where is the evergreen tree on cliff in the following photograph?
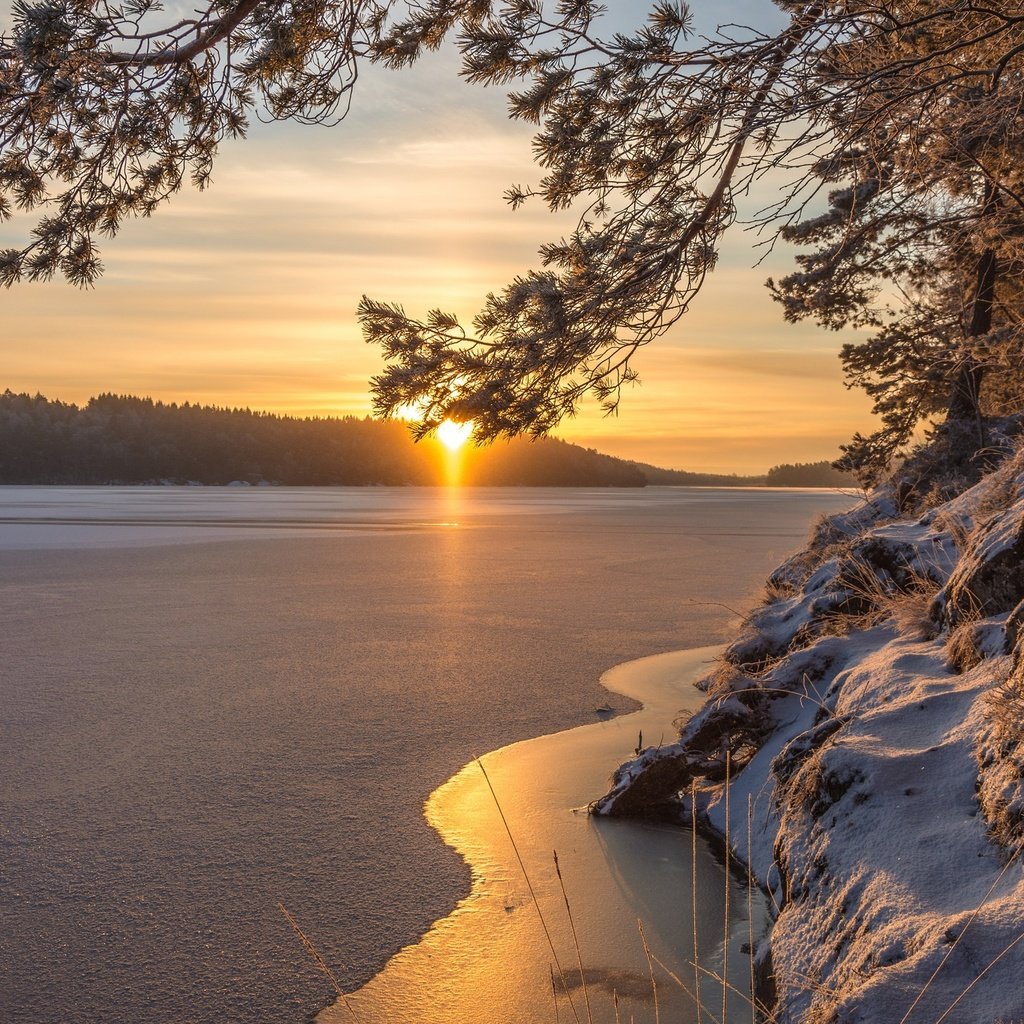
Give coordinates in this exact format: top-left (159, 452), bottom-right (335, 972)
top-left (769, 6), bottom-right (1024, 481)
top-left (361, 1), bottom-right (1024, 463)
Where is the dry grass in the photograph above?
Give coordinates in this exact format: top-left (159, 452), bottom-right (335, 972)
top-left (817, 556), bottom-right (941, 640)
top-left (554, 850), bottom-right (595, 1024)
top-left (978, 673), bottom-right (1024, 852)
top-left (933, 457), bottom-right (1021, 555)
top-left (889, 587), bottom-right (941, 641)
top-left (932, 509), bottom-right (972, 553)
top-left (971, 472), bottom-right (1020, 525)
top-left (278, 661), bottom-right (1024, 1024)
top-left (278, 902), bottom-right (360, 1021)
top-left (946, 620), bottom-right (986, 673)
top-left (988, 674), bottom-right (1024, 740)
top-left (278, 785), bottom-right (1024, 1024)
top-left (896, 846), bottom-right (1024, 1024)
top-left (762, 576), bottom-right (795, 604)
top-left (476, 757), bottom-right (583, 1024)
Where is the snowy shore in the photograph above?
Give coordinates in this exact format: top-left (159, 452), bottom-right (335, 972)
top-left (596, 440), bottom-right (1024, 1022)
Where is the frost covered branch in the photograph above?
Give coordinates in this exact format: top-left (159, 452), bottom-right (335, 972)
top-left (364, 1), bottom-right (1024, 447)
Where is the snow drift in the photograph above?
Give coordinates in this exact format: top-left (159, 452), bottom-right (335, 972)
top-left (595, 431), bottom-right (1024, 1023)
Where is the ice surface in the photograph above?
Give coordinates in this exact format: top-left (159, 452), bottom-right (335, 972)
top-left (0, 485), bottom-right (853, 1023)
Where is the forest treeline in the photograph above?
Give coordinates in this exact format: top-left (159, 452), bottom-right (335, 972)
top-left (0, 391), bottom-right (646, 486)
top-left (636, 460), bottom-right (855, 488)
top-left (0, 391), bottom-right (853, 487)
top-left (764, 462), bottom-right (857, 488)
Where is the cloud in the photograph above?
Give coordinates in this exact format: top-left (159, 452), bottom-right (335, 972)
top-left (1, 0), bottom-right (877, 472)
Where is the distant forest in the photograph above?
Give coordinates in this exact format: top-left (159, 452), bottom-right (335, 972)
top-left (763, 461), bottom-right (857, 488)
top-left (0, 391), bottom-right (856, 488)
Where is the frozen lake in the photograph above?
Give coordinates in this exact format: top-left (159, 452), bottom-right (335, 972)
top-left (0, 486), bottom-right (855, 1022)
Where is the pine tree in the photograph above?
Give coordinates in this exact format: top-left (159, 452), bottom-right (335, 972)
top-left (361, 2), bottom-right (1024, 455)
top-left (769, 6), bottom-right (1024, 480)
top-left (4, 1), bottom-right (1024, 469)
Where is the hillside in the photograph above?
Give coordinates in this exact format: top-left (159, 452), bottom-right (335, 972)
top-left (632, 461), bottom-right (857, 489)
top-left (0, 391), bottom-right (645, 487)
top-left (0, 391), bottom-right (853, 489)
top-left (629, 461), bottom-right (766, 487)
top-left (595, 421), bottom-right (1024, 1022)
top-left (765, 461), bottom-right (857, 488)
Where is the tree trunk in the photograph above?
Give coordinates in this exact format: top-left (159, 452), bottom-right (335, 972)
top-left (948, 185), bottom-right (998, 426)
top-left (947, 355), bottom-right (986, 424)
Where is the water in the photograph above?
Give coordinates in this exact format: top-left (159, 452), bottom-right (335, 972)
top-left (334, 648), bottom-right (770, 1024)
top-left (0, 486), bottom-right (853, 1022)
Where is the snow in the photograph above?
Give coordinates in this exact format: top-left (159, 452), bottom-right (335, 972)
top-left (595, 446), bottom-right (1024, 1022)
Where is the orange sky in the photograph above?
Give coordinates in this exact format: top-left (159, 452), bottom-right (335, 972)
top-left (1, 4), bottom-right (875, 475)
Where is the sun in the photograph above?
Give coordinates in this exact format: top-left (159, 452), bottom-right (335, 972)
top-left (437, 419), bottom-right (473, 451)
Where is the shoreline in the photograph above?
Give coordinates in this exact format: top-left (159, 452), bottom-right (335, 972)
top-left (593, 465), bottom-right (1024, 1022)
top-left (321, 647), bottom-right (769, 1024)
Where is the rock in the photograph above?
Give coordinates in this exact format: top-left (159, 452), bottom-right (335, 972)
top-left (596, 693), bottom-right (769, 816)
top-left (850, 535), bottom-right (919, 588)
top-left (772, 716), bottom-right (846, 786)
top-left (940, 499), bottom-right (1024, 627)
top-left (1003, 597), bottom-right (1024, 656)
top-left (723, 626), bottom-right (784, 673)
top-left (594, 747), bottom-right (695, 818)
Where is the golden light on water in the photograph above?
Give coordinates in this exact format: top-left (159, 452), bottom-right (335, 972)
top-left (323, 649), bottom-right (758, 1024)
top-left (437, 419), bottom-right (473, 451)
top-left (392, 406), bottom-right (472, 483)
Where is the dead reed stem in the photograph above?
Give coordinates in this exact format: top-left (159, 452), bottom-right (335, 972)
top-left (692, 960), bottom-right (761, 1020)
top-left (932, 930), bottom-right (1024, 1024)
top-left (691, 778), bottom-right (702, 1024)
top-left (476, 758), bottom-right (583, 1024)
top-left (554, 850), bottom-right (594, 1024)
top-left (781, 968), bottom-right (845, 999)
top-left (747, 794), bottom-right (755, 1024)
top-left (551, 965), bottom-right (561, 1024)
top-left (898, 845), bottom-right (1022, 1024)
top-left (637, 919), bottom-right (661, 1024)
top-left (278, 902), bottom-right (359, 1021)
top-left (723, 751), bottom-right (731, 1024)
top-left (646, 947), bottom-right (720, 1024)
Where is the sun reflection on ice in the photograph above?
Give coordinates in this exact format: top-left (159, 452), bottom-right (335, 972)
top-left (437, 420), bottom-right (474, 489)
top-left (320, 649), bottom-right (765, 1024)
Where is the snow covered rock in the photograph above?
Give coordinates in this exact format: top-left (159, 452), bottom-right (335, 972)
top-left (595, 443), bottom-right (1024, 1023)
top-left (940, 495), bottom-right (1024, 627)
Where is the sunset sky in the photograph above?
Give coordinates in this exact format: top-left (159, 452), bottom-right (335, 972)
top-left (1, 1), bottom-right (875, 474)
